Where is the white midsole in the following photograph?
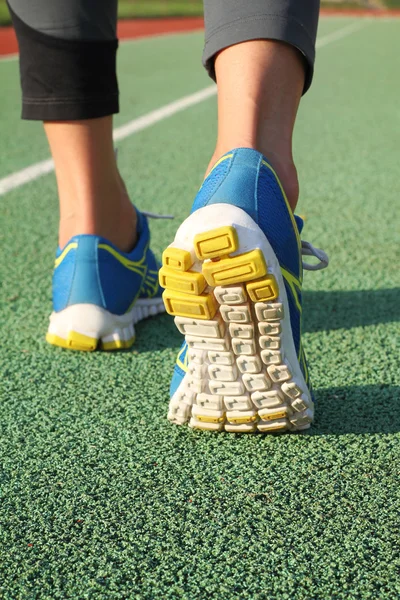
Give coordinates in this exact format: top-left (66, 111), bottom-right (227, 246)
top-left (47, 297), bottom-right (165, 340)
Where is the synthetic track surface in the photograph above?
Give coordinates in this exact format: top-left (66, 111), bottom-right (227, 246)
top-left (1, 18), bottom-right (400, 599)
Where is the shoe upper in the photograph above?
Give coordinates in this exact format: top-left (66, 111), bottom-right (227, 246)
top-left (170, 148), bottom-right (310, 396)
top-left (52, 210), bottom-right (163, 316)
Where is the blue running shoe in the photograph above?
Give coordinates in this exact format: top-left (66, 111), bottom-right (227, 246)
top-left (47, 210), bottom-right (164, 351)
top-left (160, 148), bottom-right (328, 433)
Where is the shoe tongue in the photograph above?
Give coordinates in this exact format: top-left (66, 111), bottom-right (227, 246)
top-left (294, 214), bottom-right (304, 234)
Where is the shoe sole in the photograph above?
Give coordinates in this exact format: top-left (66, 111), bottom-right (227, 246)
top-left (46, 297), bottom-right (165, 351)
top-left (160, 204), bottom-right (313, 433)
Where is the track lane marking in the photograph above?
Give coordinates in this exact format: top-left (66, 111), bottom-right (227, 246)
top-left (315, 19), bottom-right (369, 48)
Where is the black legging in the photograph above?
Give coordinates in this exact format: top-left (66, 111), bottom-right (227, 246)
top-left (7, 0), bottom-right (320, 121)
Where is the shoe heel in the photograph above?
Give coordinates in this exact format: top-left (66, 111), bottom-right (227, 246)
top-left (46, 303), bottom-right (136, 351)
top-left (161, 204), bottom-right (314, 434)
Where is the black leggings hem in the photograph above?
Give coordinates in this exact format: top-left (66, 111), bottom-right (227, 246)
top-left (21, 96), bottom-right (119, 121)
top-left (202, 13), bottom-right (317, 94)
top-left (9, 2), bottom-right (119, 121)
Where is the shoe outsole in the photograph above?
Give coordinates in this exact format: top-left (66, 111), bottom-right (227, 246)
top-left (160, 204), bottom-right (313, 434)
top-left (46, 297), bottom-right (165, 351)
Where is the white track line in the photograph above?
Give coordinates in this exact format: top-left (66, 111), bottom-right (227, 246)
top-left (316, 19), bottom-right (368, 48)
top-left (113, 85), bottom-right (216, 141)
top-left (0, 20), bottom-right (369, 197)
top-left (0, 52), bottom-right (18, 62)
top-left (0, 86), bottom-right (216, 197)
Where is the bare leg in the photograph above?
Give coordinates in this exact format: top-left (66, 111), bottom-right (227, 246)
top-left (207, 40), bottom-right (305, 211)
top-left (44, 117), bottom-right (137, 251)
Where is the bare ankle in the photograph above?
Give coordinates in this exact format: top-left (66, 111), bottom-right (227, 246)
top-left (207, 40), bottom-right (304, 212)
top-left (58, 177), bottom-right (138, 252)
top-left (45, 118), bottom-right (138, 252)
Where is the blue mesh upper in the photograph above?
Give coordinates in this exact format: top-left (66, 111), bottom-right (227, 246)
top-left (97, 248), bottom-right (143, 314)
top-left (170, 342), bottom-right (189, 397)
top-left (139, 248), bottom-right (163, 300)
top-left (256, 166), bottom-right (302, 281)
top-left (284, 280), bottom-right (301, 356)
top-left (52, 211), bottom-right (162, 316)
top-left (191, 153), bottom-right (232, 213)
top-left (191, 149), bottom-right (302, 282)
top-left (52, 247), bottom-right (77, 313)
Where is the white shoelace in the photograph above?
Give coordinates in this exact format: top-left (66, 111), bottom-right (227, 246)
top-left (301, 240), bottom-right (329, 271)
top-left (141, 211), bottom-right (174, 220)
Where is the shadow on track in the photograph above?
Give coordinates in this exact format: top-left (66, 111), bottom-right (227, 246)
top-left (303, 288), bottom-right (399, 333)
top-left (134, 313), bottom-right (182, 353)
top-left (309, 384), bottom-right (400, 435)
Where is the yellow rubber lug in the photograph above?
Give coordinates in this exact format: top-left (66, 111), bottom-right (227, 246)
top-left (162, 247), bottom-right (193, 272)
top-left (202, 249), bottom-right (267, 287)
top-left (194, 226), bottom-right (238, 260)
top-left (162, 289), bottom-right (219, 320)
top-left (261, 410), bottom-right (287, 421)
top-left (196, 415), bottom-right (225, 424)
top-left (159, 266), bottom-right (207, 295)
top-left (46, 331), bottom-right (97, 351)
top-left (228, 415), bottom-right (257, 424)
top-left (101, 336), bottom-right (136, 351)
top-left (246, 274), bottom-right (278, 302)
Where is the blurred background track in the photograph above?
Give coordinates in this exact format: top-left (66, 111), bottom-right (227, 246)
top-left (1, 0), bottom-right (400, 26)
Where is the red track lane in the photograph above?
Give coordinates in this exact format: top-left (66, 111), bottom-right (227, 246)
top-left (0, 26), bottom-right (17, 56)
top-left (0, 17), bottom-right (204, 57)
top-left (320, 8), bottom-right (400, 16)
top-left (1, 11), bottom-right (399, 58)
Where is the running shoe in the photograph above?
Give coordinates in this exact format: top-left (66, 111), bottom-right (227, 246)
top-left (160, 148), bottom-right (328, 433)
top-left (47, 210), bottom-right (164, 351)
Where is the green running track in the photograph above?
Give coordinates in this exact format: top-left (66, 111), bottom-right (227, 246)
top-left (0, 17), bottom-right (399, 599)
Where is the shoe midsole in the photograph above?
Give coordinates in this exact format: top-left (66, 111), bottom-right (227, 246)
top-left (47, 297), bottom-right (164, 340)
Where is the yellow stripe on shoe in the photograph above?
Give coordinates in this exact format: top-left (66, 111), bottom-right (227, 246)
top-left (54, 243), bottom-right (78, 268)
